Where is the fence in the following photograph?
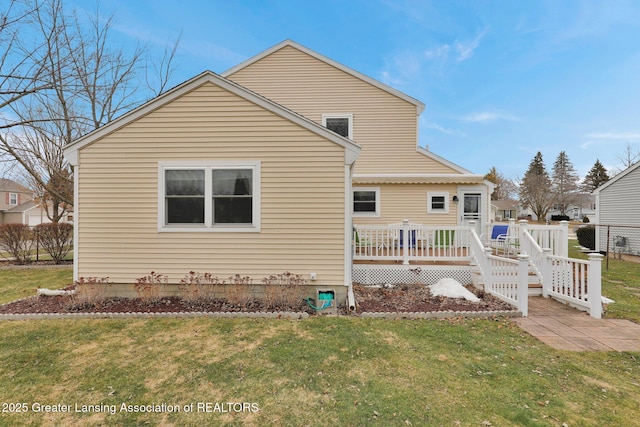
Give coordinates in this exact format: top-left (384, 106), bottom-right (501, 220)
top-left (577, 224), bottom-right (640, 270)
top-left (0, 223), bottom-right (73, 264)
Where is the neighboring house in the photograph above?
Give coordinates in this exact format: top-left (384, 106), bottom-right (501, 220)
top-left (63, 40), bottom-right (493, 300)
top-left (491, 200), bottom-right (518, 222)
top-left (0, 178), bottom-right (32, 210)
top-left (546, 194), bottom-right (596, 221)
top-left (3, 200), bottom-right (73, 226)
top-left (594, 161), bottom-right (640, 255)
top-left (0, 178), bottom-right (34, 225)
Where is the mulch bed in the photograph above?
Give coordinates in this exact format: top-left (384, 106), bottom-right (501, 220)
top-left (0, 282), bottom-right (515, 316)
top-left (352, 283), bottom-right (515, 313)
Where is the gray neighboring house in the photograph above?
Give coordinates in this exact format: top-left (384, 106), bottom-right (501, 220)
top-left (594, 161), bottom-right (640, 255)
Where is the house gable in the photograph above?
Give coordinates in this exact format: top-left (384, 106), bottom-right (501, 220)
top-left (66, 75), bottom-right (359, 288)
top-left (64, 71), bottom-right (360, 167)
top-left (223, 40), bottom-right (469, 176)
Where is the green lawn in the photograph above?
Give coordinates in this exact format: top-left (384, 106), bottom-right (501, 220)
top-left (569, 239), bottom-right (640, 323)
top-left (0, 252), bottom-right (639, 426)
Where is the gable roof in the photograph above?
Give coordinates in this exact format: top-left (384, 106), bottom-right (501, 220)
top-left (222, 40), bottom-right (425, 115)
top-left (593, 161), bottom-right (640, 194)
top-left (0, 178), bottom-right (30, 193)
top-left (5, 200), bottom-right (38, 213)
top-left (492, 200), bottom-right (518, 210)
top-left (64, 71), bottom-right (361, 166)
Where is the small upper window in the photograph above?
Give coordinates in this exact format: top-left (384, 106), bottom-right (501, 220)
top-left (323, 114), bottom-right (353, 139)
top-left (428, 192), bottom-right (449, 214)
top-left (9, 193), bottom-right (18, 206)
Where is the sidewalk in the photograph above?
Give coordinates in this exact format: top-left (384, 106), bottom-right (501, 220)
top-left (511, 296), bottom-right (640, 351)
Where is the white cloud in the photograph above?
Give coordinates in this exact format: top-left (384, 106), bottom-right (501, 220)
top-left (425, 44), bottom-right (450, 60)
top-left (423, 120), bottom-right (467, 137)
top-left (455, 26), bottom-right (489, 62)
top-left (584, 132), bottom-right (640, 141)
top-left (460, 111), bottom-right (520, 123)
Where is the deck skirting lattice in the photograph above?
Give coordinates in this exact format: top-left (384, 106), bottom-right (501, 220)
top-left (353, 264), bottom-right (472, 285)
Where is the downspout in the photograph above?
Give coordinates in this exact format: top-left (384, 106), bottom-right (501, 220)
top-left (345, 162), bottom-right (356, 311)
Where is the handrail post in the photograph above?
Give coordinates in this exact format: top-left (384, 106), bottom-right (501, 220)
top-left (517, 254), bottom-right (530, 317)
top-left (541, 248), bottom-right (552, 298)
top-left (483, 247), bottom-right (493, 289)
top-left (402, 219), bottom-right (410, 265)
top-left (559, 220), bottom-right (569, 257)
top-left (588, 253), bottom-right (603, 319)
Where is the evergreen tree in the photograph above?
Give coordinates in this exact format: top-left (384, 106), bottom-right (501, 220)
top-left (582, 159), bottom-right (610, 192)
top-left (551, 151), bottom-right (580, 215)
top-left (519, 152), bottom-right (553, 221)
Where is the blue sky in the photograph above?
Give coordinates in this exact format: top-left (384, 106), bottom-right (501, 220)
top-left (69, 0), bottom-right (640, 180)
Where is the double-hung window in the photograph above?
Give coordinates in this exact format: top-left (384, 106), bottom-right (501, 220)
top-left (9, 193), bottom-right (18, 205)
top-left (353, 187), bottom-right (380, 217)
top-left (160, 162), bottom-right (260, 232)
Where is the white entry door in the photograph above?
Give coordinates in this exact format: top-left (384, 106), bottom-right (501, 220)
top-left (461, 192), bottom-right (482, 234)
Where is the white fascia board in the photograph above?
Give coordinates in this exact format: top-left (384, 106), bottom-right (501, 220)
top-left (416, 146), bottom-right (474, 174)
top-left (353, 173), bottom-right (484, 179)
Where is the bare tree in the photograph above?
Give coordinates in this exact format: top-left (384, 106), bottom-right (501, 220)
top-left (146, 32), bottom-right (182, 98)
top-left (519, 152), bottom-right (553, 222)
top-left (484, 166), bottom-right (518, 201)
top-left (0, 1), bottom-right (51, 126)
top-left (0, 0), bottom-right (179, 221)
top-left (615, 142), bottom-right (640, 173)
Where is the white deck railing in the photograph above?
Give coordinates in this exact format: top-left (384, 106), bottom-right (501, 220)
top-left (484, 219), bottom-right (569, 257)
top-left (353, 221), bottom-right (471, 264)
top-left (484, 254), bottom-right (529, 316)
top-left (543, 253), bottom-right (603, 318)
top-left (353, 219), bottom-right (603, 318)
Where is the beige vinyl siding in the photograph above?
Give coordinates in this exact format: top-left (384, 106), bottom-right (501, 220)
top-left (353, 184), bottom-right (459, 226)
top-left (3, 212), bottom-right (24, 224)
top-left (76, 82), bottom-right (346, 286)
top-left (227, 45), bottom-right (459, 175)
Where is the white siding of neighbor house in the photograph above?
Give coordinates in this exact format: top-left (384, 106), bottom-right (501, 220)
top-left (226, 45), bottom-right (460, 175)
top-left (595, 164), bottom-right (640, 254)
top-left (75, 82), bottom-right (347, 286)
top-left (598, 165), bottom-right (640, 227)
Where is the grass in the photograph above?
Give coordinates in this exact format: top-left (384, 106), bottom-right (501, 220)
top-left (0, 267), bottom-right (72, 305)
top-left (0, 251), bottom-right (639, 426)
top-left (569, 239), bottom-right (640, 323)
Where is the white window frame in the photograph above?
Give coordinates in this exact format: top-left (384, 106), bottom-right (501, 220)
top-left (353, 186), bottom-right (380, 217)
top-left (9, 193), bottom-right (17, 205)
top-left (322, 113), bottom-right (353, 139)
top-left (427, 192), bottom-right (449, 214)
top-left (158, 161), bottom-right (261, 232)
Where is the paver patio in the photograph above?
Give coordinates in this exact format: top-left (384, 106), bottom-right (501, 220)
top-left (512, 296), bottom-right (640, 351)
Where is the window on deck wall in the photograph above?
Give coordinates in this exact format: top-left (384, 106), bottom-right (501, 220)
top-left (353, 187), bottom-right (380, 217)
top-left (160, 162), bottom-right (260, 232)
top-left (427, 192), bottom-right (449, 214)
